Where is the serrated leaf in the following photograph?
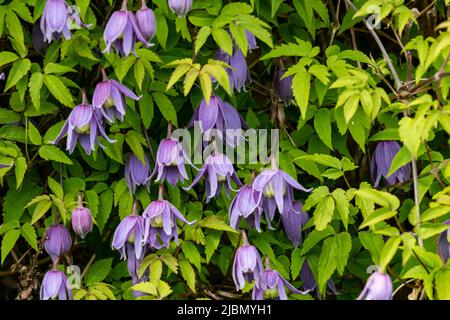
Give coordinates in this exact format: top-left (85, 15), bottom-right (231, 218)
top-left (4, 58), bottom-right (30, 91)
top-left (39, 145), bottom-right (73, 165)
top-left (1, 229), bottom-right (20, 264)
top-left (292, 71), bottom-right (310, 119)
top-left (179, 259), bottom-right (196, 293)
top-left (313, 196), bottom-right (335, 231)
top-left (194, 26), bottom-right (211, 54)
top-left (314, 108), bottom-right (332, 149)
top-left (30, 198), bottom-right (52, 224)
top-left (152, 92), bottom-right (178, 127)
top-left (20, 223), bottom-right (37, 250)
top-left (181, 241), bottom-right (201, 271)
top-left (84, 258), bottom-right (113, 287)
top-left (43, 75), bottom-right (73, 107)
top-left (14, 156), bottom-right (26, 189)
top-left (199, 215), bottom-right (237, 233)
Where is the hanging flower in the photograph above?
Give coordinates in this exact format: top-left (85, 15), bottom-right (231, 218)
top-left (136, 1), bottom-right (157, 42)
top-left (124, 154), bottom-right (151, 194)
top-left (44, 224), bottom-right (72, 261)
top-left (232, 232), bottom-right (263, 291)
top-left (71, 194), bottom-right (93, 239)
top-left (168, 0), bottom-right (193, 17)
top-left (40, 270), bottom-right (73, 300)
top-left (274, 69), bottom-right (293, 105)
top-left (438, 219), bottom-right (450, 265)
top-left (229, 184), bottom-right (262, 231)
top-left (357, 271), bottom-right (393, 300)
top-left (215, 49), bottom-right (251, 93)
top-left (281, 201), bottom-right (309, 247)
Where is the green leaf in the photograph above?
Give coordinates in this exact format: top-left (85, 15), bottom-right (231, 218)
top-left (199, 215), bottom-right (237, 233)
top-left (435, 269), bottom-right (450, 300)
top-left (29, 72), bottom-right (44, 110)
top-left (152, 92), bottom-right (178, 127)
top-left (0, 51), bottom-right (18, 68)
top-left (85, 190), bottom-right (99, 217)
top-left (97, 189), bottom-right (113, 233)
top-left (379, 235), bottom-right (401, 272)
top-left (30, 198), bottom-right (52, 224)
top-left (27, 121), bottom-right (42, 145)
top-left (1, 229), bottom-right (20, 264)
top-left (199, 71), bottom-right (212, 104)
top-left (48, 176), bottom-right (63, 198)
top-left (44, 63), bottom-right (76, 75)
top-left (114, 55), bottom-right (136, 81)
top-left (133, 61), bottom-right (145, 91)
top-left (261, 43), bottom-right (312, 60)
top-left (229, 23), bottom-right (247, 55)
top-left (301, 226), bottom-right (335, 255)
top-left (359, 231), bottom-right (384, 265)
top-left (387, 146), bottom-right (410, 177)
top-left (181, 241), bottom-right (202, 271)
top-left (292, 71), bottom-right (311, 119)
top-left (291, 248), bottom-right (305, 280)
top-left (43, 75), bottom-right (74, 107)
top-left (20, 223), bottom-right (37, 250)
top-left (355, 188), bottom-right (400, 210)
top-left (179, 259), bottom-right (196, 293)
top-left (125, 131), bottom-right (147, 165)
top-left (202, 62), bottom-right (231, 94)
top-left (84, 258), bottom-right (113, 287)
top-left (156, 12), bottom-right (168, 49)
top-left (161, 254), bottom-right (179, 274)
top-left (14, 156), bottom-right (26, 189)
top-left (139, 94), bottom-right (154, 129)
top-left (313, 196), bottom-right (335, 231)
top-left (195, 26), bottom-right (211, 54)
top-left (4, 58), bottom-right (30, 91)
top-left (205, 231), bottom-right (222, 263)
top-left (314, 108), bottom-right (332, 149)
top-left (39, 145), bottom-right (73, 165)
top-left (332, 188), bottom-right (349, 229)
top-left (304, 186), bottom-right (330, 211)
top-left (399, 117), bottom-right (421, 157)
top-left (166, 62), bottom-right (191, 90)
top-left (211, 27), bottom-right (233, 55)
top-left (359, 208), bottom-right (397, 229)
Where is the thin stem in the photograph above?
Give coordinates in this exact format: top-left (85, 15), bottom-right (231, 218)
top-left (240, 230), bottom-right (249, 246)
top-left (121, 0), bottom-right (128, 10)
top-left (140, 0), bottom-right (147, 9)
top-left (167, 121), bottom-right (173, 139)
top-left (80, 254), bottom-right (96, 280)
top-left (158, 184), bottom-right (164, 201)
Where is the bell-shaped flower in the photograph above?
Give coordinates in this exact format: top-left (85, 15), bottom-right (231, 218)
top-left (185, 153), bottom-right (241, 202)
top-left (232, 233), bottom-right (263, 291)
top-left (136, 2), bottom-right (156, 42)
top-left (253, 166), bottom-right (311, 227)
top-left (371, 141), bottom-right (410, 188)
top-left (150, 138), bottom-right (189, 186)
top-left (103, 2), bottom-right (151, 57)
top-left (112, 213), bottom-right (145, 261)
top-left (44, 224), bottom-right (72, 261)
top-left (252, 259), bottom-right (306, 300)
top-left (168, 0), bottom-right (193, 17)
top-left (52, 94), bottom-right (115, 155)
top-left (299, 260), bottom-right (339, 297)
top-left (125, 154), bottom-right (151, 194)
top-left (245, 30), bottom-right (258, 52)
top-left (71, 194), bottom-right (93, 239)
top-left (274, 69), bottom-right (293, 105)
top-left (438, 219), bottom-right (450, 265)
top-left (215, 49), bottom-right (251, 93)
top-left (357, 271), bottom-right (393, 300)
top-left (229, 184), bottom-right (262, 231)
top-left (143, 196), bottom-right (195, 249)
top-left (40, 270), bottom-right (73, 300)
top-left (281, 201), bottom-right (309, 247)
top-left (93, 70), bottom-right (141, 123)
top-left (40, 0), bottom-right (90, 43)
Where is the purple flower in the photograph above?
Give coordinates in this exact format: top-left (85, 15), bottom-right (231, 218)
top-left (253, 167), bottom-right (311, 227)
top-left (40, 0), bottom-right (90, 43)
top-left (40, 270), bottom-right (72, 300)
top-left (125, 154), bottom-right (151, 194)
top-left (143, 199), bottom-right (195, 249)
top-left (52, 95), bottom-right (115, 155)
top-left (274, 70), bottom-right (293, 105)
top-left (252, 265), bottom-right (306, 300)
top-left (245, 30), bottom-right (258, 52)
top-left (168, 0), bottom-right (192, 17)
top-left (185, 153), bottom-right (242, 202)
top-left (299, 260), bottom-right (338, 296)
top-left (371, 141), bottom-right (410, 188)
top-left (150, 138), bottom-right (188, 186)
top-left (112, 214), bottom-right (145, 261)
top-left (93, 70), bottom-right (141, 123)
top-left (71, 194), bottom-right (93, 239)
top-left (232, 240), bottom-right (263, 291)
top-left (229, 184), bottom-right (262, 231)
top-left (136, 4), bottom-right (156, 42)
top-left (0, 73), bottom-right (5, 81)
top-left (357, 271), bottom-right (393, 300)
top-left (215, 49), bottom-right (251, 93)
top-left (281, 201), bottom-right (309, 247)
top-left (103, 4), bottom-right (151, 57)
top-left (44, 225), bottom-right (72, 261)
top-left (438, 219), bottom-right (450, 265)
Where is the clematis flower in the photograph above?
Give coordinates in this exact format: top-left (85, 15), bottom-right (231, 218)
top-left (357, 271), bottom-right (393, 300)
top-left (253, 165), bottom-right (311, 227)
top-left (52, 93), bottom-right (115, 155)
top-left (252, 258), bottom-right (306, 300)
top-left (40, 270), bottom-right (73, 300)
top-left (438, 219), bottom-right (450, 265)
top-left (0, 73), bottom-right (5, 81)
top-left (44, 224), bottom-right (72, 261)
top-left (92, 69), bottom-right (141, 123)
top-left (281, 201), bottom-right (309, 247)
top-left (232, 232), bottom-right (263, 291)
top-left (150, 138), bottom-right (188, 186)
top-left (40, 0), bottom-right (91, 43)
top-left (274, 69), bottom-right (293, 105)
top-left (299, 260), bottom-right (339, 296)
top-left (112, 209), bottom-right (145, 261)
top-left (168, 0), bottom-right (192, 17)
top-left (143, 187), bottom-right (195, 249)
top-left (215, 49), bottom-right (251, 93)
top-left (136, 1), bottom-right (156, 42)
top-left (185, 153), bottom-right (241, 202)
top-left (103, 0), bottom-right (151, 57)
top-left (125, 154), bottom-right (151, 194)
top-left (245, 30), bottom-right (258, 52)
top-left (229, 184), bottom-right (262, 231)
top-left (371, 140), bottom-right (410, 188)
top-left (71, 193), bottom-right (93, 239)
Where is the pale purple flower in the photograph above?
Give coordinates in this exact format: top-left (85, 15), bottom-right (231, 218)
top-left (371, 141), bottom-right (410, 188)
top-left (103, 4), bottom-right (151, 57)
top-left (0, 73), bottom-right (5, 81)
top-left (274, 70), bottom-right (293, 105)
top-left (438, 219), bottom-right (450, 265)
top-left (150, 138), bottom-right (188, 186)
top-left (245, 30), bottom-right (258, 52)
top-left (232, 241), bottom-right (263, 291)
top-left (357, 271), bottom-right (393, 300)
top-left (112, 214), bottom-right (145, 261)
top-left (215, 49), bottom-right (251, 93)
top-left (71, 195), bottom-right (93, 239)
top-left (168, 0), bottom-right (192, 17)
top-left (40, 0), bottom-right (90, 43)
top-left (40, 270), bottom-right (73, 300)
top-left (44, 224), bottom-right (72, 262)
top-left (229, 184), bottom-right (262, 231)
top-left (281, 201), bottom-right (309, 247)
top-left (185, 153), bottom-right (242, 202)
top-left (252, 265), bottom-right (306, 300)
top-left (299, 260), bottom-right (338, 296)
top-left (253, 167), bottom-right (311, 227)
top-left (143, 199), bottom-right (195, 249)
top-left (125, 154), bottom-right (151, 194)
top-left (93, 70), bottom-right (141, 123)
top-left (136, 4), bottom-right (156, 42)
top-left (52, 95), bottom-right (115, 155)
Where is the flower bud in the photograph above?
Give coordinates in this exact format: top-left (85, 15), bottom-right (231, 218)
top-left (136, 6), bottom-right (156, 41)
top-left (168, 0), bottom-right (192, 17)
top-left (44, 224), bottom-right (72, 261)
top-left (274, 70), bottom-right (293, 105)
top-left (71, 196), bottom-right (93, 239)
